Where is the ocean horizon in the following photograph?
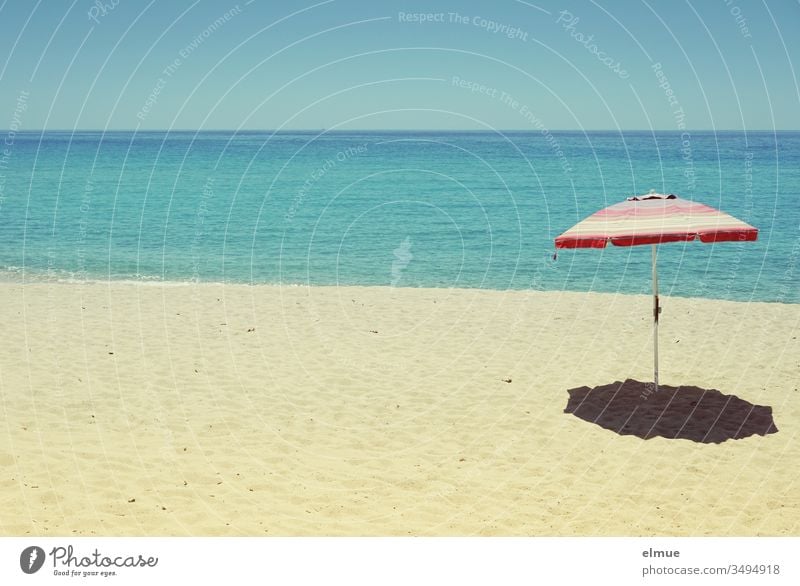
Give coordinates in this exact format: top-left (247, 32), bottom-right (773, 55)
top-left (0, 130), bottom-right (797, 303)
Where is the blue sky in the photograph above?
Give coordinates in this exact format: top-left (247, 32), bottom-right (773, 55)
top-left (0, 0), bottom-right (798, 130)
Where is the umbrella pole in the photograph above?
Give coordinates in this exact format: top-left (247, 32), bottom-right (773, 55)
top-left (652, 244), bottom-right (659, 393)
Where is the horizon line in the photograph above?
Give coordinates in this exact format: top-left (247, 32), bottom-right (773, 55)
top-left (4, 128), bottom-right (798, 133)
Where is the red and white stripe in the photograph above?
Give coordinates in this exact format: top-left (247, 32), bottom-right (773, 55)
top-left (554, 193), bottom-right (758, 249)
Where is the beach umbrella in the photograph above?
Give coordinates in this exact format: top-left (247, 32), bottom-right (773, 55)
top-left (554, 192), bottom-right (758, 392)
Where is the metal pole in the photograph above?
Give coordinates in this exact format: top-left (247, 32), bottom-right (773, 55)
top-left (652, 244), bottom-right (659, 393)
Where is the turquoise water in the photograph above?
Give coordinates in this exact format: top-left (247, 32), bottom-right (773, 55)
top-left (0, 130), bottom-right (797, 302)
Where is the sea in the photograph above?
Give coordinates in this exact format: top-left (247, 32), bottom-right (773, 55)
top-left (0, 130), bottom-right (797, 303)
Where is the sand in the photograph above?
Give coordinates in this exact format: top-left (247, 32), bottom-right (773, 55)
top-left (0, 281), bottom-right (798, 536)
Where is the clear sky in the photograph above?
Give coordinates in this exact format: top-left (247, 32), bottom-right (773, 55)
top-left (0, 0), bottom-right (798, 130)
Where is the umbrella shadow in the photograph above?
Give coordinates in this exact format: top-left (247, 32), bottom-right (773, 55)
top-left (564, 379), bottom-right (778, 443)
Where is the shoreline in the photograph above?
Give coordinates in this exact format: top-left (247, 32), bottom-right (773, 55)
top-left (1, 281), bottom-right (798, 535)
top-left (0, 277), bottom-right (795, 306)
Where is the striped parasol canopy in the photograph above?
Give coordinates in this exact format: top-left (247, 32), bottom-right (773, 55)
top-left (555, 193), bottom-right (758, 249)
top-left (554, 192), bottom-right (758, 393)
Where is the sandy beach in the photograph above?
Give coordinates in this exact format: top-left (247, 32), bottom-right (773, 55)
top-left (0, 281), bottom-right (798, 536)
